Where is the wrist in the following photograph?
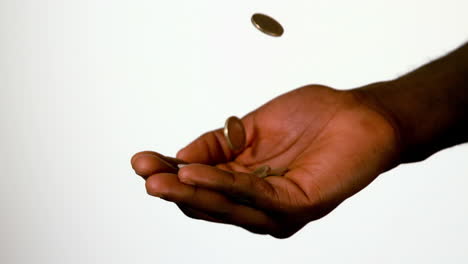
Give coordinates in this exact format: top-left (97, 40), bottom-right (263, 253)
top-left (350, 81), bottom-right (406, 165)
top-left (355, 74), bottom-right (468, 163)
top-left (351, 43), bottom-right (468, 165)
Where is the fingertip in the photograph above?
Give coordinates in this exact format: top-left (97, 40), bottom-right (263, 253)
top-left (132, 154), bottom-right (176, 177)
top-left (131, 152), bottom-right (141, 167)
top-left (176, 129), bottom-right (232, 165)
top-left (178, 164), bottom-right (233, 189)
top-left (145, 175), bottom-right (166, 198)
top-left (145, 175), bottom-right (160, 197)
top-left (131, 151), bottom-right (163, 167)
top-left (175, 147), bottom-right (189, 162)
top-left (175, 142), bottom-right (205, 164)
top-left (177, 164), bottom-right (202, 185)
top-left (145, 173), bottom-right (173, 198)
top-left (132, 155), bottom-right (154, 176)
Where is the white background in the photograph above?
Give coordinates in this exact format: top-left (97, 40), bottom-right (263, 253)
top-left (1, 0), bottom-right (468, 263)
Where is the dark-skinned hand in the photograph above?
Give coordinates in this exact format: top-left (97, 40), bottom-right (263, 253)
top-left (131, 84), bottom-right (400, 238)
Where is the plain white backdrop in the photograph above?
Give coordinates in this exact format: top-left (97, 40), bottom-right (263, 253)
top-left (1, 0), bottom-right (468, 263)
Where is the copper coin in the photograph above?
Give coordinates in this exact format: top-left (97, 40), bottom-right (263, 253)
top-left (224, 116), bottom-right (246, 151)
top-left (253, 165), bottom-right (271, 178)
top-left (251, 13), bottom-right (284, 37)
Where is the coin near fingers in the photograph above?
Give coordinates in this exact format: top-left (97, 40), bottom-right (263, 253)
top-left (224, 116), bottom-right (246, 151)
top-left (253, 165), bottom-right (271, 178)
top-left (163, 156), bottom-right (188, 167)
top-left (251, 13), bottom-right (284, 37)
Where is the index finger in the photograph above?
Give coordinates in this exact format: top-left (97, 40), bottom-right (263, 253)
top-left (176, 114), bottom-right (256, 165)
top-left (177, 164), bottom-right (304, 212)
top-left (131, 152), bottom-right (178, 178)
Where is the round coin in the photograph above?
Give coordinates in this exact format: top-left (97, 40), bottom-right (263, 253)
top-left (224, 116), bottom-right (246, 151)
top-left (251, 13), bottom-right (284, 37)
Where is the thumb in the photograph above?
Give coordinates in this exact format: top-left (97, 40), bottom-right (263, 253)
top-left (176, 115), bottom-right (255, 165)
top-left (176, 128), bottom-right (233, 165)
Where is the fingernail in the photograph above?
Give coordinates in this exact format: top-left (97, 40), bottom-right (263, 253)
top-left (178, 167), bottom-right (195, 185)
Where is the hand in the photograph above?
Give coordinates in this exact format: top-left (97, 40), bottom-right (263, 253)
top-left (131, 84), bottom-right (400, 238)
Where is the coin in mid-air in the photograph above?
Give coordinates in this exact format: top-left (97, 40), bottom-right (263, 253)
top-left (251, 13), bottom-right (284, 37)
top-left (224, 116), bottom-right (246, 151)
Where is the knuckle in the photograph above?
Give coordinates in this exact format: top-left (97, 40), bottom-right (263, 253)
top-left (226, 171), bottom-right (238, 191)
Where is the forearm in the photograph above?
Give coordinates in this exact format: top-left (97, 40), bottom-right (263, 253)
top-left (358, 42), bottom-right (468, 163)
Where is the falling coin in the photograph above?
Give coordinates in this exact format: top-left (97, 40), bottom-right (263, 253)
top-left (253, 165), bottom-right (271, 178)
top-left (251, 13), bottom-right (284, 37)
top-left (224, 116), bottom-right (246, 151)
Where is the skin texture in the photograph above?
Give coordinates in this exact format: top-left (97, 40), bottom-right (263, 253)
top-left (131, 85), bottom-right (400, 238)
top-left (131, 42), bottom-right (468, 238)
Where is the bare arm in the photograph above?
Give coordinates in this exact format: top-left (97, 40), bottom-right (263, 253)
top-left (356, 42), bottom-right (468, 162)
top-left (132, 42), bottom-right (468, 238)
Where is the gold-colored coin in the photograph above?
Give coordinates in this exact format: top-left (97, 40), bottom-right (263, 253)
top-left (253, 165), bottom-right (271, 178)
top-left (224, 116), bottom-right (246, 151)
top-left (251, 13), bottom-right (284, 37)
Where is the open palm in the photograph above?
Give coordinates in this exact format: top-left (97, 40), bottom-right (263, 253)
top-left (131, 85), bottom-right (400, 238)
